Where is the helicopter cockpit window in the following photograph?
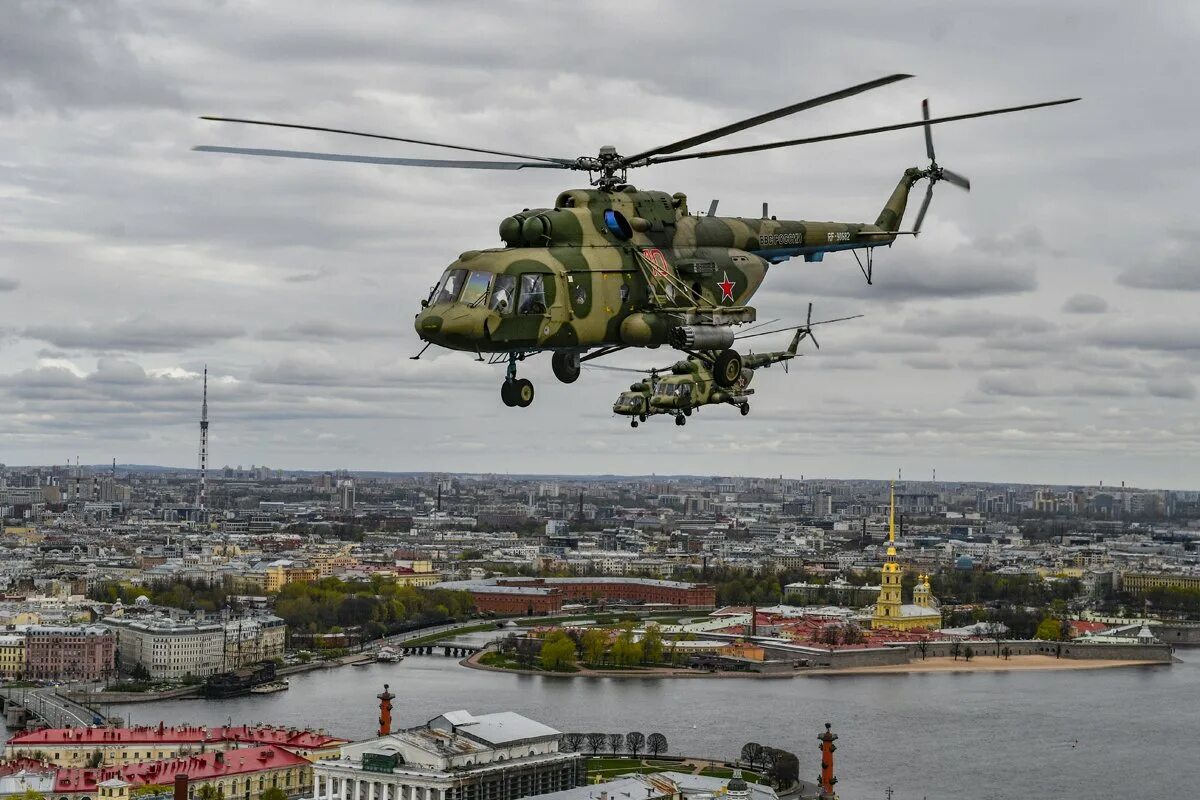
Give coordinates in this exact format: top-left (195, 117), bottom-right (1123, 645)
top-left (518, 274), bottom-right (547, 315)
top-left (434, 269), bottom-right (467, 305)
top-left (660, 383), bottom-right (692, 398)
top-left (489, 274), bottom-right (517, 314)
top-left (460, 271), bottom-right (492, 308)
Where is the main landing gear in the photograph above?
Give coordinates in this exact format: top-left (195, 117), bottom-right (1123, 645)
top-left (551, 352), bottom-right (581, 384)
top-left (501, 354), bottom-right (534, 408)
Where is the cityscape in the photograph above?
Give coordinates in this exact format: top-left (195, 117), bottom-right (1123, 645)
top-left (5, 2), bottom-right (1200, 800)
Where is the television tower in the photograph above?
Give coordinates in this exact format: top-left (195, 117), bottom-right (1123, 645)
top-left (198, 366), bottom-right (209, 512)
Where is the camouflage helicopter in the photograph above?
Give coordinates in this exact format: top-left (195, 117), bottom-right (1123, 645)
top-left (607, 305), bottom-right (861, 427)
top-left (196, 75), bottom-right (1076, 408)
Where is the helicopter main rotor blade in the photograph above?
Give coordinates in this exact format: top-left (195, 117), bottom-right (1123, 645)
top-left (193, 146), bottom-right (567, 170)
top-left (912, 182), bottom-right (934, 234)
top-left (619, 73), bottom-right (913, 167)
top-left (199, 116), bottom-right (575, 165)
top-left (584, 363), bottom-right (661, 376)
top-left (644, 97), bottom-right (1080, 165)
top-left (922, 98), bottom-right (935, 162)
top-left (735, 315), bottom-right (865, 340)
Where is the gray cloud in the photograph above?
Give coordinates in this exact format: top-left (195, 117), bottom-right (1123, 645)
top-left (0, 1), bottom-right (183, 114)
top-left (1117, 253), bottom-right (1200, 291)
top-left (2, 1), bottom-right (1199, 485)
top-left (22, 318), bottom-right (246, 353)
top-left (0, 278), bottom-right (19, 292)
top-left (1146, 376), bottom-right (1196, 400)
top-left (258, 320), bottom-right (397, 343)
top-left (1062, 293), bottom-right (1108, 314)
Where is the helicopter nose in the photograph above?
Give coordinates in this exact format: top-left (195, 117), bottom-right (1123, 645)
top-left (415, 304), bottom-right (488, 348)
top-left (414, 308), bottom-right (443, 340)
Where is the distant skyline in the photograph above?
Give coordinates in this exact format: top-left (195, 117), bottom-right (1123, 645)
top-left (4, 461), bottom-right (1189, 494)
top-left (3, 2), bottom-right (1199, 486)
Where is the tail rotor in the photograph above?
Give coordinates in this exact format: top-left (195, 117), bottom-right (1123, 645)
top-left (913, 98), bottom-right (971, 236)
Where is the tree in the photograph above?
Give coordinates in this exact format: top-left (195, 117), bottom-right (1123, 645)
top-left (16, 789), bottom-right (46, 800)
top-left (964, 646), bottom-right (974, 662)
top-left (741, 742), bottom-right (763, 768)
top-left (197, 785), bottom-right (224, 800)
top-left (647, 732), bottom-right (668, 757)
top-left (819, 626), bottom-right (840, 647)
top-left (608, 733), bottom-right (624, 755)
top-left (540, 631), bottom-right (577, 672)
top-left (951, 641), bottom-right (962, 661)
top-left (766, 750), bottom-right (799, 789)
top-left (586, 732), bottom-right (607, 756)
top-left (1001, 646), bottom-right (1012, 661)
top-left (611, 625), bottom-right (643, 666)
top-left (580, 628), bottom-right (608, 665)
top-left (1035, 617), bottom-right (1062, 640)
top-left (261, 789), bottom-right (287, 800)
top-left (641, 624), bottom-right (664, 664)
top-left (562, 733), bottom-right (584, 753)
top-left (917, 638), bottom-right (929, 660)
top-left (625, 731), bottom-right (646, 757)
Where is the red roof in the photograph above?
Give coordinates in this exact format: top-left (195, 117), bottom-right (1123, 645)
top-left (0, 758), bottom-right (55, 777)
top-left (53, 745), bottom-right (308, 793)
top-left (9, 724), bottom-right (345, 750)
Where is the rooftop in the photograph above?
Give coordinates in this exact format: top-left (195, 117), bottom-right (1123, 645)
top-left (8, 724), bottom-right (347, 750)
top-left (53, 745), bottom-right (309, 793)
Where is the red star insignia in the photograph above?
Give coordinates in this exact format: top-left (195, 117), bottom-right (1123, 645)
top-left (718, 273), bottom-right (736, 302)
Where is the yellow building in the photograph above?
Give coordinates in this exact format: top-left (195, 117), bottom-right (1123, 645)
top-left (1121, 572), bottom-right (1200, 594)
top-left (0, 633), bottom-right (25, 679)
top-left (871, 485), bottom-right (942, 632)
top-left (264, 563), bottom-right (322, 592)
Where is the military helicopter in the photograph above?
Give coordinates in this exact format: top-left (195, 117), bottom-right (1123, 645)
top-left (196, 75), bottom-right (1076, 408)
top-left (607, 304), bottom-right (861, 427)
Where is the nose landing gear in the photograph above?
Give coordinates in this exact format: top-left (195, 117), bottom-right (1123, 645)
top-left (501, 353), bottom-right (535, 408)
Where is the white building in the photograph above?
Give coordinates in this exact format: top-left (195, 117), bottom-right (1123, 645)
top-left (312, 710), bottom-right (584, 800)
top-left (103, 614), bottom-right (286, 680)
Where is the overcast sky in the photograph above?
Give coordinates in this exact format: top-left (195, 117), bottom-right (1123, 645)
top-left (2, 1), bottom-right (1198, 487)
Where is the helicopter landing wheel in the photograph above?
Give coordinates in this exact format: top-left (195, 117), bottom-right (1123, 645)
top-left (639, 414), bottom-right (646, 423)
top-left (630, 420), bottom-right (639, 428)
top-left (684, 407), bottom-right (692, 416)
top-left (500, 380), bottom-right (517, 407)
top-left (551, 352), bottom-right (581, 384)
top-left (512, 378), bottom-right (535, 407)
top-left (713, 349), bottom-right (743, 388)
top-left (740, 403), bottom-right (750, 416)
top-left (675, 414), bottom-right (686, 427)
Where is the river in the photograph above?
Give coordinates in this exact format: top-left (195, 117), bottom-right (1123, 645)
top-left (108, 648), bottom-right (1199, 800)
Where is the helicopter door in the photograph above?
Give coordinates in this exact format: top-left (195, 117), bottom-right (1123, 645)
top-left (487, 271), bottom-right (554, 345)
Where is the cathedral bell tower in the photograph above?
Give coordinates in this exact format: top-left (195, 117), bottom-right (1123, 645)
top-left (873, 484), bottom-right (903, 624)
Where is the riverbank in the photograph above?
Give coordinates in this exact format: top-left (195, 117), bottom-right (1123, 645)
top-left (464, 651), bottom-right (1171, 679)
top-left (462, 651), bottom-right (793, 678)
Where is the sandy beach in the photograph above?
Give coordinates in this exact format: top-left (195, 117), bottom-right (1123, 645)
top-left (804, 654), bottom-right (1169, 676)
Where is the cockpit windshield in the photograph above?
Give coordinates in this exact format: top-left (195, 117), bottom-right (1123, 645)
top-left (460, 270), bottom-right (492, 308)
top-left (434, 268), bottom-right (467, 305)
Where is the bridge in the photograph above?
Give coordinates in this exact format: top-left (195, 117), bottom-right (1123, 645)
top-left (400, 639), bottom-right (488, 658)
top-left (0, 686), bottom-right (100, 728)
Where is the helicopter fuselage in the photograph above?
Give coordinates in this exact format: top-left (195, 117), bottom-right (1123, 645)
top-left (413, 172), bottom-right (917, 355)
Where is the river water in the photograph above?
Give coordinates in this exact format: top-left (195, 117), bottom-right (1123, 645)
top-left (109, 648), bottom-right (1199, 800)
